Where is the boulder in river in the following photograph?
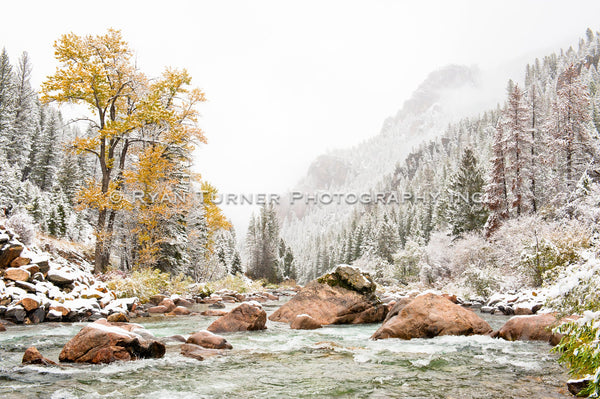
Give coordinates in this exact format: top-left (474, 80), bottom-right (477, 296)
top-left (59, 319), bottom-right (166, 364)
top-left (491, 313), bottom-right (578, 345)
top-left (186, 331), bottom-right (232, 349)
top-left (290, 314), bottom-right (322, 330)
top-left (201, 309), bottom-right (228, 317)
top-left (371, 293), bottom-right (493, 340)
top-left (180, 343), bottom-right (227, 361)
top-left (148, 305), bottom-right (169, 314)
top-left (169, 306), bottom-right (191, 316)
top-left (207, 302), bottom-right (266, 333)
top-left (269, 265), bottom-right (387, 325)
top-left (158, 298), bottom-right (176, 312)
top-left (22, 346), bottom-right (57, 366)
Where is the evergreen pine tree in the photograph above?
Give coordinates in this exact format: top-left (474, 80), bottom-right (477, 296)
top-left (447, 148), bottom-right (488, 236)
top-left (0, 48), bottom-right (15, 152)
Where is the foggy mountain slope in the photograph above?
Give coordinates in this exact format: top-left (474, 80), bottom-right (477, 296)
top-left (278, 64), bottom-right (495, 278)
top-left (279, 65), bottom-right (481, 219)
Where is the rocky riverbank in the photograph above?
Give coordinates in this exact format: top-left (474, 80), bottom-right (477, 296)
top-left (0, 263), bottom-right (582, 397)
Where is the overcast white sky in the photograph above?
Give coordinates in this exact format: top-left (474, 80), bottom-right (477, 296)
top-left (2, 0), bottom-right (600, 232)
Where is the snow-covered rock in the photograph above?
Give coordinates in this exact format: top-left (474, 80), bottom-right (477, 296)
top-left (0, 226), bottom-right (140, 324)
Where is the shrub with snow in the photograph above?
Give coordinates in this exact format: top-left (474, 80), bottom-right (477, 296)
top-left (554, 311), bottom-right (600, 397)
top-left (5, 212), bottom-right (36, 245)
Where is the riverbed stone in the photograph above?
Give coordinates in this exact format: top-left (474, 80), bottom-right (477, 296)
top-left (27, 307), bottom-right (45, 324)
top-left (46, 309), bottom-right (63, 321)
top-left (371, 293), bottom-right (493, 340)
top-left (169, 306), bottom-right (191, 316)
top-left (491, 313), bottom-right (578, 345)
top-left (59, 319), bottom-right (166, 364)
top-left (160, 335), bottom-right (187, 344)
top-left (207, 302), bottom-right (267, 333)
top-left (148, 305), bottom-right (169, 314)
top-left (46, 268), bottom-right (75, 285)
top-left (10, 257), bottom-right (31, 268)
top-left (180, 344), bottom-right (226, 361)
top-left (175, 298), bottom-right (194, 308)
top-left (19, 295), bottom-right (41, 312)
top-left (187, 331), bottom-right (233, 349)
top-left (15, 280), bottom-right (36, 293)
top-left (22, 346), bottom-right (57, 366)
top-left (567, 378), bottom-right (591, 396)
top-left (4, 267), bottom-right (31, 282)
top-left (0, 244), bottom-right (24, 269)
top-left (269, 266), bottom-right (386, 325)
top-left (209, 301), bottom-right (226, 309)
top-left (149, 294), bottom-right (167, 305)
top-left (290, 314), bottom-right (322, 330)
top-left (156, 298), bottom-right (175, 312)
top-left (107, 312), bottom-right (129, 323)
top-left (201, 309), bottom-right (228, 317)
top-left (5, 305), bottom-right (27, 323)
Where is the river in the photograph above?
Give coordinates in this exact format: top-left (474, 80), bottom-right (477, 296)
top-left (0, 300), bottom-right (571, 398)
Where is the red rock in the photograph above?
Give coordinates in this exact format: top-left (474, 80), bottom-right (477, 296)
top-left (382, 297), bottom-right (414, 323)
top-left (0, 324), bottom-right (6, 332)
top-left (4, 267), bottom-right (31, 282)
top-left (269, 281), bottom-right (386, 325)
top-left (186, 331), bottom-right (232, 349)
top-left (221, 295), bottom-right (237, 303)
top-left (180, 344), bottom-right (227, 361)
top-left (180, 343), bottom-right (205, 361)
top-left (148, 305), bottom-right (169, 314)
top-left (371, 293), bottom-right (492, 340)
top-left (207, 302), bottom-right (267, 333)
top-left (175, 298), bottom-right (194, 308)
top-left (18, 297), bottom-right (40, 312)
top-left (491, 313), bottom-right (578, 345)
top-left (0, 244), bottom-right (23, 269)
top-left (514, 307), bottom-right (534, 316)
top-left (290, 314), bottom-right (322, 330)
top-left (10, 257), bottom-right (31, 268)
top-left (59, 319), bottom-right (165, 364)
top-left (263, 292), bottom-right (279, 301)
top-left (22, 347), bottom-right (57, 366)
top-left (441, 294), bottom-right (458, 303)
top-left (168, 306), bottom-right (191, 316)
top-left (234, 294), bottom-right (246, 302)
top-left (158, 298), bottom-right (176, 312)
top-left (107, 312), bottom-right (129, 322)
top-left (201, 309), bottom-right (229, 317)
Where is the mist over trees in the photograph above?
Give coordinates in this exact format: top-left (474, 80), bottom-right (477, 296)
top-left (280, 29), bottom-right (600, 284)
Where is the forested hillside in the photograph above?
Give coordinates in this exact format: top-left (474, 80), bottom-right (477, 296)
top-left (282, 29), bottom-right (600, 290)
top-left (0, 31), bottom-right (238, 281)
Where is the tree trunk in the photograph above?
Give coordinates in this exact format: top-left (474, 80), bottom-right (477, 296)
top-left (94, 209), bottom-right (108, 274)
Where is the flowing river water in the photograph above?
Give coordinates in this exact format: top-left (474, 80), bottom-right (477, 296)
top-left (0, 300), bottom-right (571, 398)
